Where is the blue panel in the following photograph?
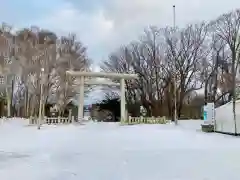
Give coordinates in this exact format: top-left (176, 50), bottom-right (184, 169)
top-left (203, 111), bottom-right (207, 121)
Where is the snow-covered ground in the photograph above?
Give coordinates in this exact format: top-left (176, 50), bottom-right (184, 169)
top-left (1, 119), bottom-right (240, 180)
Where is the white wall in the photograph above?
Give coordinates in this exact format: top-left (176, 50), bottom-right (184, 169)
top-left (215, 100), bottom-right (240, 134)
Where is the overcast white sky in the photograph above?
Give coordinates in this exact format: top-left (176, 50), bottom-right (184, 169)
top-left (1, 0), bottom-right (240, 104)
top-left (33, 0), bottom-right (240, 65)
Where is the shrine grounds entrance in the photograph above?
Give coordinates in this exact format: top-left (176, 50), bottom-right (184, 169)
top-left (66, 71), bottom-right (138, 122)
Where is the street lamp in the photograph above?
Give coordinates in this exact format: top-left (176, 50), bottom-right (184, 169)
top-left (173, 5), bottom-right (178, 125)
top-left (37, 68), bottom-right (44, 130)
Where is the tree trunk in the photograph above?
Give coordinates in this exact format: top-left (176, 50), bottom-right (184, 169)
top-left (26, 95), bottom-right (31, 117)
top-left (24, 88), bottom-right (28, 117)
top-left (42, 102), bottom-right (46, 117)
top-left (10, 78), bottom-right (14, 117)
top-left (177, 102), bottom-right (183, 119)
top-left (6, 87), bottom-right (11, 117)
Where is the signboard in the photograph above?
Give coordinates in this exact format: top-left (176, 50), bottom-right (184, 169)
top-left (203, 103), bottom-right (215, 124)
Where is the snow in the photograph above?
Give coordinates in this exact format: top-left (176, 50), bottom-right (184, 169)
top-left (1, 118), bottom-right (240, 180)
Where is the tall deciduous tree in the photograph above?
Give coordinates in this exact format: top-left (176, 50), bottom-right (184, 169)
top-left (211, 9), bottom-right (240, 134)
top-left (0, 23), bottom-right (91, 117)
top-left (102, 9), bottom-right (240, 119)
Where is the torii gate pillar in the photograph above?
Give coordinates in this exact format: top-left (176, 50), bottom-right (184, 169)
top-left (78, 76), bottom-right (85, 121)
top-left (120, 78), bottom-right (126, 122)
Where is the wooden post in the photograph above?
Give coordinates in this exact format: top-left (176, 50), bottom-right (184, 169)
top-left (128, 116), bottom-right (131, 124)
top-left (69, 109), bottom-right (72, 123)
top-left (29, 116), bottom-right (32, 124)
top-left (72, 116), bottom-right (75, 124)
top-left (140, 116), bottom-right (143, 124)
top-left (44, 116), bottom-right (47, 124)
top-left (58, 116), bottom-right (60, 124)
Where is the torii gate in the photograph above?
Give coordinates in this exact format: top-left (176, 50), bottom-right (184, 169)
top-left (66, 71), bottom-right (138, 121)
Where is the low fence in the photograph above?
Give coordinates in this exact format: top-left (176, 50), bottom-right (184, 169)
top-left (121, 116), bottom-right (168, 125)
top-left (29, 116), bottom-right (74, 125)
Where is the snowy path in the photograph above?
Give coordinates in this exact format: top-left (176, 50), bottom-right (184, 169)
top-left (1, 120), bottom-right (240, 180)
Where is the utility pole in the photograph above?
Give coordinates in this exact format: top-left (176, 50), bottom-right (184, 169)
top-left (173, 5), bottom-right (178, 125)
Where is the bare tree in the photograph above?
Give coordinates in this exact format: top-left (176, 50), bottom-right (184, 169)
top-left (160, 23), bottom-right (209, 117)
top-left (54, 34), bottom-right (91, 115)
top-left (0, 25), bottom-right (91, 118)
top-left (211, 9), bottom-right (240, 133)
top-left (102, 27), bottom-right (171, 116)
top-left (0, 23), bottom-right (20, 117)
